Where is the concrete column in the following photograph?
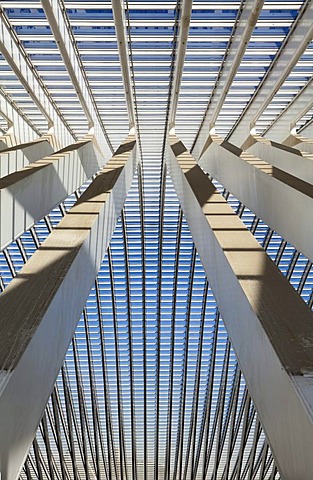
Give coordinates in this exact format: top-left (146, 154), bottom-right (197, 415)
top-left (0, 138), bottom-right (54, 178)
top-left (198, 134), bottom-right (313, 263)
top-left (0, 135), bottom-right (137, 480)
top-left (166, 134), bottom-right (313, 480)
top-left (0, 136), bottom-right (103, 251)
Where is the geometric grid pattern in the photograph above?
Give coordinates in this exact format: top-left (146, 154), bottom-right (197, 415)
top-left (0, 1), bottom-right (312, 479)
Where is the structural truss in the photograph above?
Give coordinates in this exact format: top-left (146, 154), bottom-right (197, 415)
top-left (0, 1), bottom-right (313, 479)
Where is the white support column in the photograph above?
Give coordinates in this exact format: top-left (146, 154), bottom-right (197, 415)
top-left (0, 135), bottom-right (137, 480)
top-left (166, 134), bottom-right (313, 480)
top-left (0, 136), bottom-right (104, 251)
top-left (247, 135), bottom-right (313, 185)
top-left (227, 3), bottom-right (313, 147)
top-left (41, 0), bottom-right (112, 156)
top-left (198, 134), bottom-right (313, 262)
top-left (168, 0), bottom-right (193, 131)
top-left (263, 79), bottom-right (313, 144)
top-left (0, 138), bottom-right (54, 178)
top-left (111, 0), bottom-right (136, 130)
top-left (192, 0), bottom-right (263, 160)
top-left (0, 9), bottom-right (75, 148)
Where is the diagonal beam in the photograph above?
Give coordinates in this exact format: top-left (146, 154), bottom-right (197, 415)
top-left (227, 1), bottom-right (313, 147)
top-left (198, 134), bottom-right (313, 263)
top-left (0, 136), bottom-right (103, 251)
top-left (168, 0), bottom-right (193, 131)
top-left (41, 0), bottom-right (113, 156)
top-left (192, 0), bottom-right (263, 160)
top-left (0, 8), bottom-right (74, 147)
top-left (0, 138), bottom-right (54, 178)
top-left (246, 134), bottom-right (313, 185)
top-left (0, 7), bottom-right (52, 127)
top-left (0, 87), bottom-right (39, 147)
top-left (0, 134), bottom-right (137, 480)
top-left (299, 117), bottom-right (313, 140)
top-left (261, 78), bottom-right (313, 144)
top-left (285, 132), bottom-right (313, 154)
top-left (166, 134), bottom-right (313, 480)
top-left (112, 0), bottom-right (136, 130)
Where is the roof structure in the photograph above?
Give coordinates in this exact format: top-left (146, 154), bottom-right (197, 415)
top-left (0, 1), bottom-right (313, 479)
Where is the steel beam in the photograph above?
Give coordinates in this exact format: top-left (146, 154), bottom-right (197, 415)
top-left (198, 134), bottom-right (313, 263)
top-left (261, 78), bottom-right (313, 144)
top-left (0, 136), bottom-right (105, 251)
top-left (0, 89), bottom-right (39, 148)
top-left (0, 138), bottom-right (54, 178)
top-left (166, 134), bottom-right (313, 480)
top-left (192, 0), bottom-right (263, 160)
top-left (247, 135), bottom-right (313, 185)
top-left (227, 2), bottom-right (313, 147)
top-left (41, 0), bottom-right (112, 156)
top-left (0, 88), bottom-right (60, 151)
top-left (0, 134), bottom-right (137, 480)
top-left (0, 8), bottom-right (74, 147)
top-left (168, 0), bottom-right (193, 131)
top-left (111, 0), bottom-right (136, 130)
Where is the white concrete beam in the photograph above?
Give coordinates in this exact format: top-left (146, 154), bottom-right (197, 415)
top-left (0, 137), bottom-right (54, 178)
top-left (198, 134), bottom-right (313, 262)
top-left (227, 3), bottom-right (313, 147)
top-left (111, 0), bottom-right (136, 130)
top-left (0, 8), bottom-right (75, 147)
top-left (168, 0), bottom-right (193, 131)
top-left (166, 134), bottom-right (313, 480)
top-left (192, 0), bottom-right (263, 160)
top-left (247, 135), bottom-right (313, 185)
top-left (284, 133), bottom-right (313, 154)
top-left (41, 0), bottom-right (113, 156)
top-left (0, 135), bottom-right (137, 480)
top-left (260, 78), bottom-right (313, 144)
top-left (0, 136), bottom-right (104, 250)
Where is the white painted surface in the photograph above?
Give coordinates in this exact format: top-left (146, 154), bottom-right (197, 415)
top-left (0, 136), bottom-right (137, 480)
top-left (0, 139), bottom-right (54, 178)
top-left (227, 4), bottom-right (313, 147)
top-left (199, 136), bottom-right (313, 263)
top-left (0, 137), bottom-right (103, 251)
top-left (166, 135), bottom-right (313, 479)
top-left (248, 137), bottom-right (313, 185)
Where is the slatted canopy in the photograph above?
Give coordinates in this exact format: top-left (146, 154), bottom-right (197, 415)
top-left (0, 1), bottom-right (312, 479)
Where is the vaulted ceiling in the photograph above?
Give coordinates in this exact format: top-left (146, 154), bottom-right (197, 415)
top-left (0, 1), bottom-right (312, 479)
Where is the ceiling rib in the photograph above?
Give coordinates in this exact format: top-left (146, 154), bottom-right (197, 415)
top-left (168, 0), bottom-right (193, 131)
top-left (191, 0), bottom-right (263, 160)
top-left (112, 0), bottom-right (136, 130)
top-left (263, 77), bottom-right (313, 142)
top-left (227, 0), bottom-right (313, 147)
top-left (0, 7), bottom-right (75, 145)
top-left (41, 0), bottom-right (113, 156)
